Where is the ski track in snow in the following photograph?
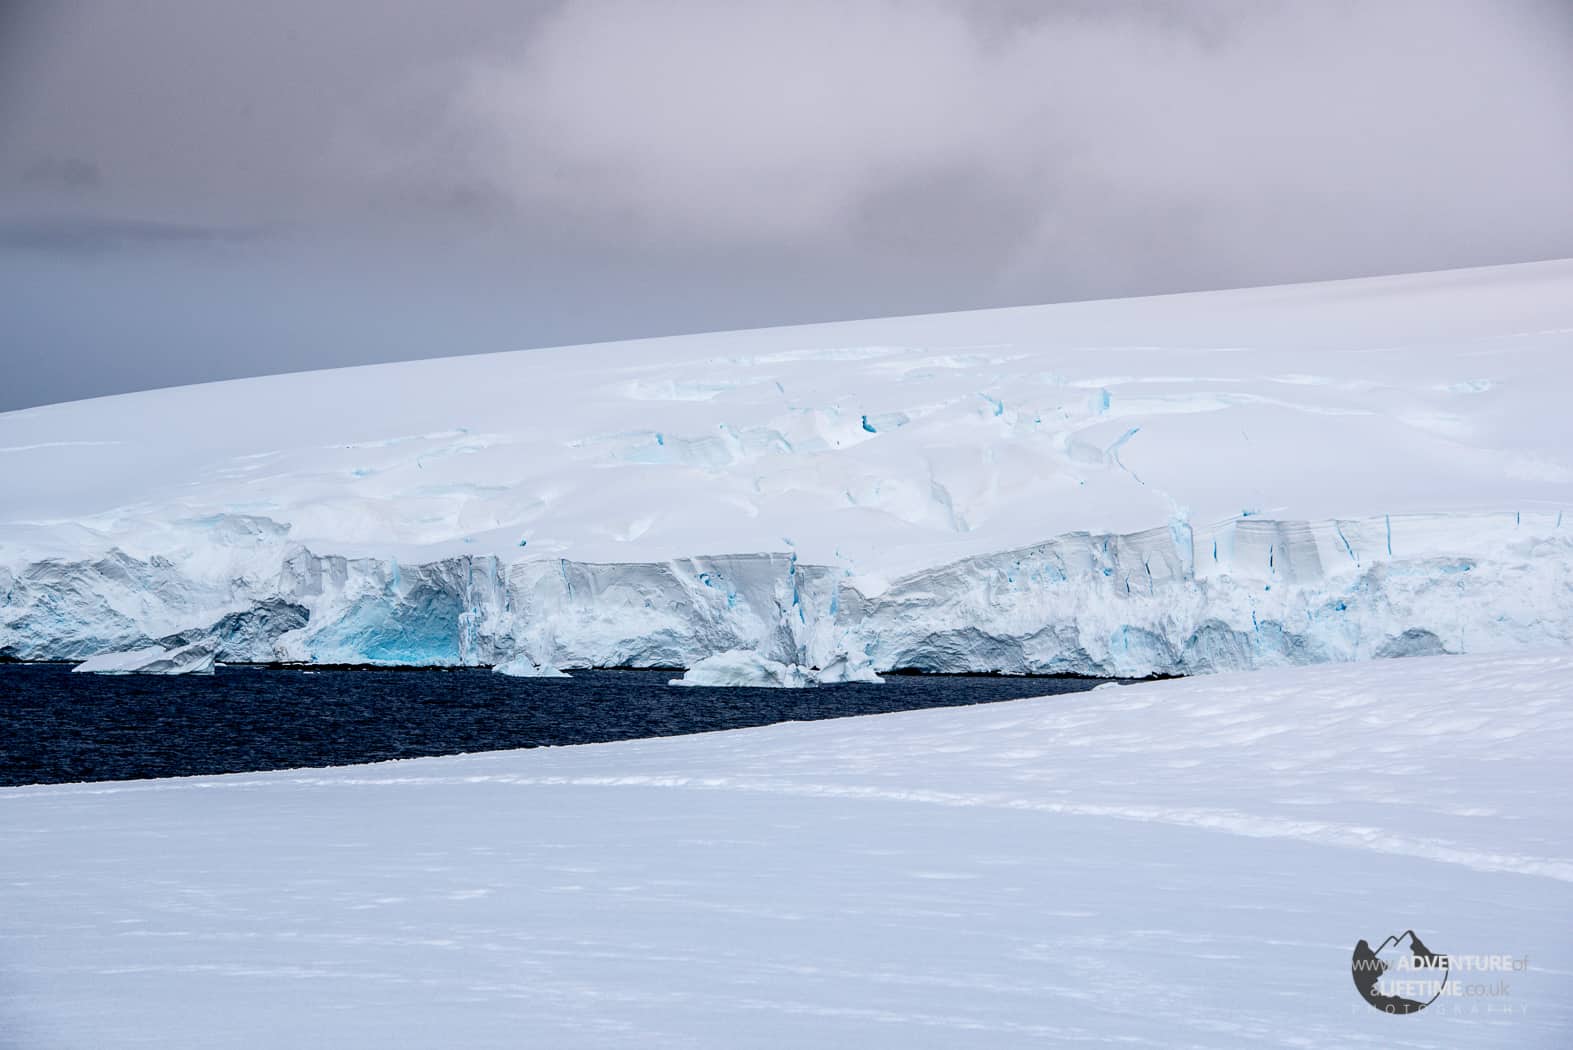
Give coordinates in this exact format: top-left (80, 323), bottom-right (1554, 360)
top-left (3, 651), bottom-right (1571, 1048)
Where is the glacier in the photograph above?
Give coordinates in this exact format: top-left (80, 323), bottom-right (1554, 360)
top-left (3, 260), bottom-right (1572, 674)
top-left (5, 510), bottom-right (1571, 677)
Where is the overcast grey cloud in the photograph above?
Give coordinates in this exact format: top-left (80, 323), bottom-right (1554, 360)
top-left (2, 0), bottom-right (1571, 409)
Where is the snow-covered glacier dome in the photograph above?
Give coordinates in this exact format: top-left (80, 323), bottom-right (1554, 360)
top-left (3, 259), bottom-right (1571, 674)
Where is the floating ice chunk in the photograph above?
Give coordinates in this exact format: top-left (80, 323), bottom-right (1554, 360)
top-left (492, 657), bottom-right (570, 678)
top-left (73, 643), bottom-right (216, 675)
top-left (815, 653), bottom-right (884, 684)
top-left (670, 650), bottom-right (817, 688)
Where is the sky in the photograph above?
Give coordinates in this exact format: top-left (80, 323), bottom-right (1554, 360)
top-left (2, 0), bottom-right (1571, 411)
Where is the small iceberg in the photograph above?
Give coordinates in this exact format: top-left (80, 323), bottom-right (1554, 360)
top-left (492, 656), bottom-right (570, 678)
top-left (73, 643), bottom-right (216, 676)
top-left (670, 650), bottom-right (818, 689)
top-left (814, 653), bottom-right (884, 684)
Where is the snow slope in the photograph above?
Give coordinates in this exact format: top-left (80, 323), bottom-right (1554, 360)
top-left (3, 260), bottom-right (1572, 672)
top-left (3, 651), bottom-right (1569, 1048)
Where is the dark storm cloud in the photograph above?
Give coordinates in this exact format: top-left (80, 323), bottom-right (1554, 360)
top-left (1, 0), bottom-right (1571, 409)
top-left (445, 0), bottom-right (1573, 281)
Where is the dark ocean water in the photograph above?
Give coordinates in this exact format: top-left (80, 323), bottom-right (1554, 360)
top-left (0, 664), bottom-right (1111, 786)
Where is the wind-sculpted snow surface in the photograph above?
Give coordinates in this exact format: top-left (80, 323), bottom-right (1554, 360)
top-left (2, 261), bottom-right (1572, 672)
top-left (4, 652), bottom-right (1570, 1047)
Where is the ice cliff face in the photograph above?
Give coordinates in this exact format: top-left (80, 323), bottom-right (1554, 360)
top-left (4, 511), bottom-right (1569, 677)
top-left (3, 260), bottom-right (1572, 674)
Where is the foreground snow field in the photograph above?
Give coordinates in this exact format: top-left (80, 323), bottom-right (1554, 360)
top-left (3, 651), bottom-right (1569, 1048)
top-left (3, 261), bottom-right (1572, 674)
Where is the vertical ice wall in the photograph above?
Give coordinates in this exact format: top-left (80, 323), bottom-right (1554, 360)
top-left (4, 511), bottom-right (1569, 676)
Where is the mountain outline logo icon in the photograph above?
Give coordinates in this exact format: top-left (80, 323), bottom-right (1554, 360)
top-left (1350, 929), bottom-right (1449, 1014)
